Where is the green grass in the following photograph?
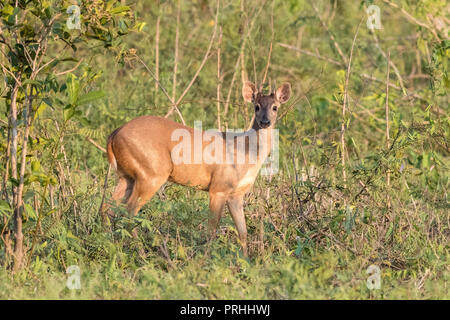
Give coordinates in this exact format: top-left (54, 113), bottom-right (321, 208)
top-left (1, 172), bottom-right (448, 299)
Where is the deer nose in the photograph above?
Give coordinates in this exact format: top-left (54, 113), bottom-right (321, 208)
top-left (261, 119), bottom-right (271, 126)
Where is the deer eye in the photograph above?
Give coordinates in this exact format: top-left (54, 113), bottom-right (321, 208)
top-left (255, 104), bottom-right (260, 112)
top-left (273, 105), bottom-right (278, 112)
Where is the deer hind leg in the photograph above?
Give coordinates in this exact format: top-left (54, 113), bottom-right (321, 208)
top-left (102, 175), bottom-right (133, 221)
top-left (126, 174), bottom-right (169, 237)
top-left (112, 175), bottom-right (134, 205)
top-left (227, 195), bottom-right (248, 257)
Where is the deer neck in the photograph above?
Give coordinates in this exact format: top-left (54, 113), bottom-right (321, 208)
top-left (249, 119), bottom-right (274, 164)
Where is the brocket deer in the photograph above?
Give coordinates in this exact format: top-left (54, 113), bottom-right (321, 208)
top-left (105, 81), bottom-right (291, 256)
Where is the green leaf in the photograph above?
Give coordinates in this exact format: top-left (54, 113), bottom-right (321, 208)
top-left (67, 231), bottom-right (80, 241)
top-left (22, 79), bottom-right (42, 87)
top-left (66, 73), bottom-right (80, 105)
top-left (24, 203), bottom-right (38, 220)
top-left (64, 107), bottom-right (76, 122)
top-left (77, 90), bottom-right (105, 106)
top-left (177, 245), bottom-right (187, 259)
top-left (0, 200), bottom-right (12, 218)
top-left (31, 160), bottom-right (40, 172)
top-left (42, 98), bottom-right (53, 108)
top-left (1, 4), bottom-right (14, 16)
top-left (110, 6), bottom-right (131, 14)
top-left (9, 177), bottom-right (19, 187)
top-left (134, 22), bottom-right (147, 32)
top-left (34, 103), bottom-right (48, 120)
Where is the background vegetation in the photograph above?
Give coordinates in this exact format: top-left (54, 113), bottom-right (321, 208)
top-left (0, 0), bottom-right (448, 299)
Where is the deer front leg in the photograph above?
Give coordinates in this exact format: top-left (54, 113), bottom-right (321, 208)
top-left (208, 192), bottom-right (226, 239)
top-left (227, 195), bottom-right (248, 257)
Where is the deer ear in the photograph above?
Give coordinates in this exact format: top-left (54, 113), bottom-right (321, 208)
top-left (276, 83), bottom-right (291, 104)
top-left (242, 81), bottom-right (257, 103)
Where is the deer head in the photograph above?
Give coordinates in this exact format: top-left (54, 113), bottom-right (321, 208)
top-left (242, 81), bottom-right (291, 129)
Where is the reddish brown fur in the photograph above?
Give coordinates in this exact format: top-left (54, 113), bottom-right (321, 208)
top-left (105, 82), bottom-right (291, 256)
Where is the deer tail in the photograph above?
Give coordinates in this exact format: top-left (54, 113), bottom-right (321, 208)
top-left (106, 128), bottom-right (120, 171)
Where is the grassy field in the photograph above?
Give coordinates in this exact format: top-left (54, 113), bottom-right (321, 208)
top-left (1, 162), bottom-right (448, 299)
top-left (0, 0), bottom-right (448, 299)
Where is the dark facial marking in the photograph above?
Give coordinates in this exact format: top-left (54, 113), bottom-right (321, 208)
top-left (253, 94), bottom-right (278, 129)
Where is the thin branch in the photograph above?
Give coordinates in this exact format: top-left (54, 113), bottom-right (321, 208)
top-left (216, 27), bottom-right (222, 131)
top-left (369, 28), bottom-right (407, 95)
top-left (239, 0), bottom-right (248, 86)
top-left (165, 0), bottom-right (220, 119)
top-left (54, 59), bottom-right (83, 76)
top-left (278, 43), bottom-right (344, 67)
top-left (385, 51), bottom-right (391, 209)
top-left (86, 137), bottom-right (106, 153)
top-left (341, 18), bottom-right (363, 188)
top-left (134, 54), bottom-right (174, 105)
top-left (98, 164), bottom-right (111, 225)
top-left (172, 0), bottom-right (180, 102)
top-left (381, 0), bottom-right (440, 41)
top-left (309, 0), bottom-right (348, 65)
top-left (223, 0), bottom-right (267, 126)
top-left (133, 53), bottom-right (186, 125)
top-left (223, 55), bottom-right (240, 127)
top-left (0, 61), bottom-right (22, 86)
top-left (261, 0), bottom-right (275, 89)
top-left (155, 10), bottom-right (161, 105)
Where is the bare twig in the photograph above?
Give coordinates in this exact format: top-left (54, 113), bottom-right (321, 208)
top-left (261, 0), bottom-right (275, 89)
top-left (309, 0), bottom-right (348, 65)
top-left (381, 0), bottom-right (440, 41)
top-left (165, 0), bottom-right (220, 119)
top-left (133, 54), bottom-right (186, 125)
top-left (385, 51), bottom-right (391, 209)
top-left (217, 27), bottom-right (222, 131)
top-left (223, 1), bottom-right (267, 128)
top-left (34, 56), bottom-right (54, 74)
top-left (155, 7), bottom-right (161, 105)
top-left (223, 57), bottom-right (240, 130)
top-left (278, 43), bottom-right (344, 67)
top-left (240, 0), bottom-right (248, 86)
top-left (240, 1), bottom-right (249, 127)
top-left (86, 137), bottom-right (106, 153)
top-left (369, 28), bottom-right (407, 96)
top-left (341, 18), bottom-right (363, 188)
top-left (54, 59), bottom-right (83, 76)
top-left (10, 83), bottom-right (21, 271)
top-left (98, 164), bottom-right (111, 225)
top-left (172, 0), bottom-right (180, 102)
top-left (134, 55), bottom-right (173, 106)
